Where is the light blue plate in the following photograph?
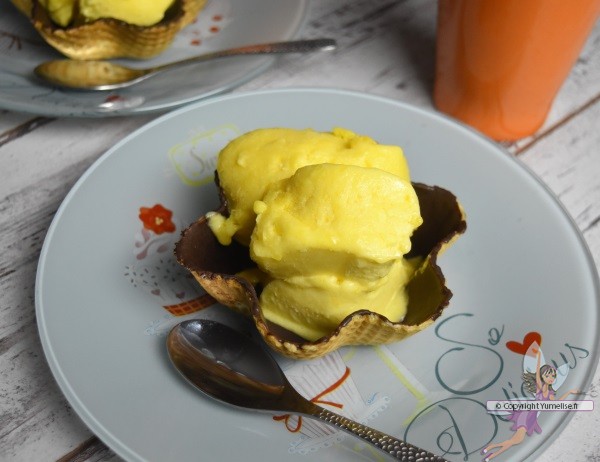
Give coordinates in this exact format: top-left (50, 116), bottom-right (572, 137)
top-left (0, 0), bottom-right (308, 117)
top-left (36, 89), bottom-right (600, 461)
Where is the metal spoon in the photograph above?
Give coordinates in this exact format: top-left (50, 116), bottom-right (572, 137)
top-left (34, 38), bottom-right (337, 91)
top-left (166, 319), bottom-right (449, 461)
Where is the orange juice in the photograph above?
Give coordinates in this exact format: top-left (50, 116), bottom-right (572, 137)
top-left (434, 0), bottom-right (600, 141)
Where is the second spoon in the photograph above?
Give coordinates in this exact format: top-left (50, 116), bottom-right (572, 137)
top-left (34, 38), bottom-right (337, 91)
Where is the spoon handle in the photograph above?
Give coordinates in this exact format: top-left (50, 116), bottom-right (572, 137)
top-left (152, 38), bottom-right (336, 73)
top-left (309, 405), bottom-right (449, 461)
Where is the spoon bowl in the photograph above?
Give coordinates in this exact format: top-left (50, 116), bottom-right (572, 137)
top-left (34, 38), bottom-right (336, 91)
top-left (167, 319), bottom-right (449, 461)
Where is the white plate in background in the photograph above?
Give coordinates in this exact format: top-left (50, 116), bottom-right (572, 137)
top-left (0, 0), bottom-right (308, 117)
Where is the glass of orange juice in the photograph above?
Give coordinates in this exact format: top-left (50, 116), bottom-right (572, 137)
top-left (434, 0), bottom-right (600, 141)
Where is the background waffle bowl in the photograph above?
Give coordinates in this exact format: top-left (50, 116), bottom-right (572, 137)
top-left (176, 182), bottom-right (467, 360)
top-left (11, 0), bottom-right (207, 60)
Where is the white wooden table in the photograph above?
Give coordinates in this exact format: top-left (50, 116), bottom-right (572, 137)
top-left (1, 1), bottom-right (599, 461)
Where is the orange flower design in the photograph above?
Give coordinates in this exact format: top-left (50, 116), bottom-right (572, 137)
top-left (273, 367), bottom-right (350, 432)
top-left (139, 204), bottom-right (176, 234)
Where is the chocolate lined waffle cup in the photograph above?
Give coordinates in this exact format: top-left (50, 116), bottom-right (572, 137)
top-left (176, 182), bottom-right (466, 360)
top-left (11, 0), bottom-right (206, 60)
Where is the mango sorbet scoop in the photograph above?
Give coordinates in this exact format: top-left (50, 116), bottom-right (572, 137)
top-left (251, 163), bottom-right (423, 341)
top-left (176, 128), bottom-right (466, 359)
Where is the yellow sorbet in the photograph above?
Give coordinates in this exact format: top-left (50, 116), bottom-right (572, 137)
top-left (38, 0), bottom-right (75, 26)
top-left (259, 259), bottom-right (416, 341)
top-left (40, 0), bottom-right (175, 27)
top-left (250, 163), bottom-right (422, 341)
top-left (209, 127), bottom-right (411, 246)
top-left (251, 163), bottom-right (422, 280)
top-left (80, 0), bottom-right (175, 26)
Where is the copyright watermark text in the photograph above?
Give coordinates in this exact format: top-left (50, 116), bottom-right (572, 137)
top-left (487, 400), bottom-right (593, 412)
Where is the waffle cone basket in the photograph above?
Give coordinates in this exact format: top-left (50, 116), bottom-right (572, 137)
top-left (176, 182), bottom-right (466, 359)
top-left (11, 0), bottom-right (206, 60)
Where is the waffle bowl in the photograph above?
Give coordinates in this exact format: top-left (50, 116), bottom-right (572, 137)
top-left (176, 181), bottom-right (466, 360)
top-left (11, 0), bottom-right (206, 60)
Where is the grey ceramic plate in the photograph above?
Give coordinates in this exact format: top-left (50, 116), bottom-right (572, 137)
top-left (36, 89), bottom-right (599, 461)
top-left (0, 0), bottom-right (307, 117)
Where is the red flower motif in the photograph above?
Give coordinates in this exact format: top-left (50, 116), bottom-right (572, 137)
top-left (139, 204), bottom-right (176, 234)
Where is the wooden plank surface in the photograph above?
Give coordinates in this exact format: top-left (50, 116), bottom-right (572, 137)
top-left (1, 1), bottom-right (599, 461)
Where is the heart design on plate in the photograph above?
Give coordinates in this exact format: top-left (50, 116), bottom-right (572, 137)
top-left (506, 331), bottom-right (542, 355)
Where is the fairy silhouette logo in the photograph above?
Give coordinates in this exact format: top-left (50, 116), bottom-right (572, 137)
top-left (482, 332), bottom-right (584, 461)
